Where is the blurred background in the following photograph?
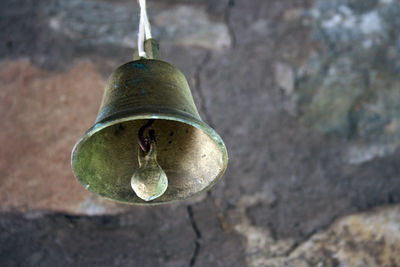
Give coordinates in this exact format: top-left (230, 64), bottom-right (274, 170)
top-left (1, 0), bottom-right (400, 266)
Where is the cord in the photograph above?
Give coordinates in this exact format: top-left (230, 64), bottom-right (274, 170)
top-left (138, 0), bottom-right (152, 58)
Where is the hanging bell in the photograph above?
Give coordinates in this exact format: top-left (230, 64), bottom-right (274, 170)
top-left (71, 39), bottom-right (228, 204)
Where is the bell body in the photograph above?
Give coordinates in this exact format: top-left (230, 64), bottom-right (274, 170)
top-left (98, 60), bottom-right (201, 124)
top-left (71, 59), bottom-right (228, 204)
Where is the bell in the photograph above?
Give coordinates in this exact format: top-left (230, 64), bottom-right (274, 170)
top-left (71, 39), bottom-right (228, 204)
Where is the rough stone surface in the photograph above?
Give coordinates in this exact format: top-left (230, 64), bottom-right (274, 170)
top-left (1, 0), bottom-right (400, 266)
top-left (45, 0), bottom-right (230, 49)
top-left (249, 205), bottom-right (400, 267)
top-left (0, 60), bottom-right (128, 214)
top-left (0, 201), bottom-right (245, 267)
top-left (1, 205), bottom-right (197, 267)
top-left (288, 205), bottom-right (400, 267)
top-left (292, 0), bottom-right (400, 146)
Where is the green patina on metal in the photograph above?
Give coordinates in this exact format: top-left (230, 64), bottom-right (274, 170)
top-left (71, 39), bottom-right (228, 204)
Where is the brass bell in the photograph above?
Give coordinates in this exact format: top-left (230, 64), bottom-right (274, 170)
top-left (71, 39), bottom-right (228, 204)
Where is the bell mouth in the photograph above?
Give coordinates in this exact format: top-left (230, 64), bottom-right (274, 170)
top-left (71, 111), bottom-right (228, 204)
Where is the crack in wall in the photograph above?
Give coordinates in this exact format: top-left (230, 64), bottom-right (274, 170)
top-left (187, 205), bottom-right (201, 267)
top-left (192, 52), bottom-right (214, 127)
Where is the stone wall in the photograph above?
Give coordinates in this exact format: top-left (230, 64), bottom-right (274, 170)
top-left (1, 0), bottom-right (399, 266)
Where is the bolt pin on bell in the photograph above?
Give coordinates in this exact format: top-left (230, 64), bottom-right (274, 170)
top-left (71, 1), bottom-right (227, 204)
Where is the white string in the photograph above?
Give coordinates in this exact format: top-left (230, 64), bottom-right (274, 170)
top-left (140, 0), bottom-right (152, 39)
top-left (138, 9), bottom-right (146, 57)
top-left (138, 0), bottom-right (152, 57)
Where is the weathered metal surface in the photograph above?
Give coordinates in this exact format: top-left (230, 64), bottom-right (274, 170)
top-left (130, 140), bottom-right (169, 201)
top-left (71, 55), bottom-right (228, 204)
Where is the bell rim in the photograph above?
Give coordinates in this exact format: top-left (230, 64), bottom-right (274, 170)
top-left (71, 109), bottom-right (228, 205)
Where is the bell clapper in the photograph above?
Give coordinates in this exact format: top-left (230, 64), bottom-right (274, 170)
top-left (130, 120), bottom-right (168, 201)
